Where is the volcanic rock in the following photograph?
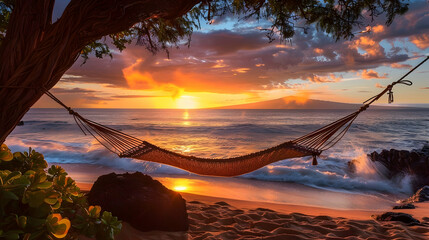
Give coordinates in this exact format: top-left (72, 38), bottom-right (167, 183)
top-left (402, 186), bottom-right (429, 204)
top-left (372, 212), bottom-right (420, 225)
top-left (393, 203), bottom-right (415, 209)
top-left (87, 172), bottom-right (188, 232)
top-left (349, 144), bottom-right (429, 190)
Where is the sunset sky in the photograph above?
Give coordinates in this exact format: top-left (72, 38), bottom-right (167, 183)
top-left (35, 0), bottom-right (429, 109)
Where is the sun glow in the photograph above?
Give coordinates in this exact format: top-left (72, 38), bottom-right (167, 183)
top-left (173, 186), bottom-right (188, 191)
top-left (176, 95), bottom-right (198, 109)
top-left (166, 179), bottom-right (195, 192)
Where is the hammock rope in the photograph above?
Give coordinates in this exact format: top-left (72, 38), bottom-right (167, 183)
top-left (42, 56), bottom-right (428, 176)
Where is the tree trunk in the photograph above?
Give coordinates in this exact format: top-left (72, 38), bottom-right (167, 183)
top-left (0, 0), bottom-right (202, 144)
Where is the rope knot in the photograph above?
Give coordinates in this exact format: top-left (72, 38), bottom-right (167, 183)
top-left (359, 104), bottom-right (369, 112)
top-left (67, 107), bottom-right (75, 115)
top-left (387, 85), bottom-right (394, 104)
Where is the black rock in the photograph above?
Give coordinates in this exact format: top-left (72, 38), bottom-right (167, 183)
top-left (359, 144), bottom-right (429, 191)
top-left (372, 212), bottom-right (420, 225)
top-left (402, 186), bottom-right (429, 204)
top-left (87, 172), bottom-right (189, 232)
top-left (393, 203), bottom-right (415, 209)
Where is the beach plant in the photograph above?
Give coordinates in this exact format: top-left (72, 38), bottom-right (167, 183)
top-left (0, 144), bottom-right (122, 240)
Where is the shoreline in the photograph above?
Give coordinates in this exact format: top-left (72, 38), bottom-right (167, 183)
top-left (66, 163), bottom-right (401, 211)
top-left (77, 181), bottom-right (429, 222)
top-left (78, 182), bottom-right (429, 239)
top-left (71, 164), bottom-right (429, 239)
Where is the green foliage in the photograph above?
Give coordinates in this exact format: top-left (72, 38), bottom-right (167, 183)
top-left (0, 0), bottom-right (409, 60)
top-left (0, 0), bottom-right (14, 45)
top-left (75, 0), bottom-right (409, 62)
top-left (0, 145), bottom-right (122, 240)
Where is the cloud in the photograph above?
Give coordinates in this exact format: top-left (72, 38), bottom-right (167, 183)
top-left (375, 83), bottom-right (385, 89)
top-left (390, 63), bottom-right (412, 68)
top-left (421, 87), bottom-right (429, 90)
top-left (122, 58), bottom-right (184, 98)
top-left (361, 70), bottom-right (388, 79)
top-left (409, 33), bottom-right (429, 49)
top-left (52, 87), bottom-right (97, 94)
top-left (111, 95), bottom-right (167, 98)
top-left (49, 87), bottom-right (110, 106)
top-left (59, 0), bottom-right (428, 96)
top-left (306, 74), bottom-right (341, 83)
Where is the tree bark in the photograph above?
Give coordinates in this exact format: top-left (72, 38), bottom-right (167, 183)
top-left (0, 0), bottom-right (202, 144)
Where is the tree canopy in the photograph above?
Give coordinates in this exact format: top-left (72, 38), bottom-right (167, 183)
top-left (0, 0), bottom-right (409, 143)
top-left (1, 0), bottom-right (409, 61)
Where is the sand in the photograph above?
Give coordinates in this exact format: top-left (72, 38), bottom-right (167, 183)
top-left (68, 164), bottom-right (429, 239)
top-left (76, 182), bottom-right (429, 240)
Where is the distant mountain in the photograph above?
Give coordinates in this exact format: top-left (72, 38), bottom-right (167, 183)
top-left (213, 97), bottom-right (387, 109)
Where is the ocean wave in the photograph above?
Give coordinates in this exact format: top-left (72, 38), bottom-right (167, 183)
top-left (6, 108), bottom-right (428, 196)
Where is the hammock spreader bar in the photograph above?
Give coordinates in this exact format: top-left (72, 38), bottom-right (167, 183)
top-left (43, 56), bottom-right (428, 176)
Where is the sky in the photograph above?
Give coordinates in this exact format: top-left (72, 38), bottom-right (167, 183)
top-left (34, 0), bottom-right (429, 109)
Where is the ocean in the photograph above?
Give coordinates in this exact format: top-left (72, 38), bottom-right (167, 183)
top-left (6, 108), bottom-right (429, 199)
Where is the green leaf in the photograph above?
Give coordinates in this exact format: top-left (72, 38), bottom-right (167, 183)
top-left (35, 181), bottom-right (52, 190)
top-left (43, 197), bottom-right (57, 205)
top-left (51, 200), bottom-right (61, 210)
top-left (24, 170), bottom-right (36, 175)
top-left (26, 216), bottom-right (48, 230)
top-left (88, 206), bottom-right (101, 218)
top-left (0, 144), bottom-right (13, 161)
top-left (25, 191), bottom-right (46, 208)
top-left (4, 171), bottom-right (21, 183)
top-left (28, 203), bottom-right (51, 218)
top-left (0, 150), bottom-right (13, 161)
top-left (1, 230), bottom-right (23, 240)
top-left (1, 190), bottom-right (19, 201)
top-left (17, 215), bottom-right (27, 229)
top-left (46, 214), bottom-right (70, 239)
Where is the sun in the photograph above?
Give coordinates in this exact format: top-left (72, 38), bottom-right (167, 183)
top-left (176, 95), bottom-right (198, 109)
top-left (173, 186), bottom-right (188, 191)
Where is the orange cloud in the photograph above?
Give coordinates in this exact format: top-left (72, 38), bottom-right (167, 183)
top-left (307, 74), bottom-right (341, 83)
top-left (375, 83), bottom-right (385, 88)
top-left (371, 25), bottom-right (385, 33)
top-left (232, 68), bottom-right (250, 73)
top-left (409, 33), bottom-right (429, 49)
top-left (122, 59), bottom-right (183, 99)
top-left (361, 69), bottom-right (387, 79)
top-left (314, 48), bottom-right (324, 54)
top-left (390, 63), bottom-right (412, 69)
top-left (350, 36), bottom-right (384, 57)
top-left (212, 60), bottom-right (227, 68)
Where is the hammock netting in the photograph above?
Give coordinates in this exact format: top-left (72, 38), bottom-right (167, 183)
top-left (42, 56), bottom-right (427, 177)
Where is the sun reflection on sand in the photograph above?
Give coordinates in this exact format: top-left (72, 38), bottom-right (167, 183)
top-left (155, 176), bottom-right (394, 210)
top-left (161, 178), bottom-right (200, 192)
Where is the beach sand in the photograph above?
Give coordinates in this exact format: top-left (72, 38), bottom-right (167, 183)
top-left (79, 181), bottom-right (429, 239)
top-left (70, 164), bottom-right (429, 240)
top-left (112, 193), bottom-right (429, 240)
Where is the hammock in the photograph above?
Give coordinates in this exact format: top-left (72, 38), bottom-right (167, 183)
top-left (44, 57), bottom-right (428, 176)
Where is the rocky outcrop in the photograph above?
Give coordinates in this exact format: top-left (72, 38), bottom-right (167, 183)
top-left (349, 144), bottom-right (429, 191)
top-left (401, 186), bottom-right (429, 204)
top-left (87, 172), bottom-right (189, 232)
top-left (372, 212), bottom-right (420, 225)
top-left (393, 203), bottom-right (415, 209)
